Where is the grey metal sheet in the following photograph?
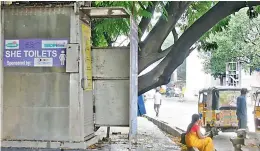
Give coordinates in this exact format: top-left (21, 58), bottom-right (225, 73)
top-left (4, 72), bottom-right (70, 107)
top-left (69, 7), bottom-right (83, 142)
top-left (92, 48), bottom-right (130, 79)
top-left (94, 80), bottom-right (129, 126)
top-left (66, 43), bottom-right (79, 73)
top-left (3, 106), bottom-right (69, 141)
top-left (3, 7), bottom-right (71, 141)
top-left (83, 91), bottom-right (94, 139)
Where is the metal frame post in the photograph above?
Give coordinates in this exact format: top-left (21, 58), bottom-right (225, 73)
top-left (238, 62), bottom-right (242, 87)
top-left (129, 15), bottom-right (138, 144)
top-left (0, 3), bottom-right (3, 142)
top-left (69, 2), bottom-right (84, 142)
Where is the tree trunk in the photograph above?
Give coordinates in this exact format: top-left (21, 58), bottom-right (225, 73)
top-left (220, 76), bottom-right (224, 86)
top-left (138, 2), bottom-right (190, 73)
top-left (138, 1), bottom-right (260, 95)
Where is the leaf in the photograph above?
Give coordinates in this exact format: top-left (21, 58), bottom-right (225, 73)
top-left (91, 1), bottom-right (156, 47)
top-left (137, 9), bottom-right (153, 18)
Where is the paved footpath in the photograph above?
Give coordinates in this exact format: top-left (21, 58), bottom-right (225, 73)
top-left (2, 117), bottom-right (180, 151)
top-left (94, 117), bottom-right (181, 151)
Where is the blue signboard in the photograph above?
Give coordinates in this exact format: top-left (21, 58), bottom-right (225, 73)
top-left (4, 38), bottom-right (68, 67)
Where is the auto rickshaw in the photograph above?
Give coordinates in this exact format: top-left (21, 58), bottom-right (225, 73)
top-left (253, 90), bottom-right (260, 132)
top-left (198, 86), bottom-right (245, 136)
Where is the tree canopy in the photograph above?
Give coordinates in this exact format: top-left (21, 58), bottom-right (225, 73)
top-left (90, 1), bottom-right (260, 95)
top-left (201, 7), bottom-right (260, 80)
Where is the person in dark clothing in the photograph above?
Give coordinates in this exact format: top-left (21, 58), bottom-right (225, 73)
top-left (236, 88), bottom-right (248, 129)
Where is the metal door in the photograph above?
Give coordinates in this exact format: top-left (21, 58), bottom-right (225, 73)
top-left (92, 47), bottom-right (130, 126)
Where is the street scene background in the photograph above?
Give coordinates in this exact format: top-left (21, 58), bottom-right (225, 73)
top-left (145, 97), bottom-right (254, 151)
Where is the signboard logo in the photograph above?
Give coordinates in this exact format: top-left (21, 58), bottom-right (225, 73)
top-left (42, 40), bottom-right (67, 49)
top-left (5, 40), bottom-right (19, 49)
top-left (3, 38), bottom-right (68, 67)
top-left (34, 58), bottom-right (53, 67)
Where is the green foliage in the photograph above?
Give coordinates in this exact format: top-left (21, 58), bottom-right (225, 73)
top-left (91, 1), bottom-right (157, 47)
top-left (186, 1), bottom-right (217, 26)
top-left (186, 2), bottom-right (230, 46)
top-left (92, 1), bottom-right (218, 47)
top-left (181, 2), bottom-right (230, 44)
top-left (201, 8), bottom-right (260, 78)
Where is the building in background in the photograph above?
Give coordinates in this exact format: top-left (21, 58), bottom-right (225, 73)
top-left (185, 48), bottom-right (260, 101)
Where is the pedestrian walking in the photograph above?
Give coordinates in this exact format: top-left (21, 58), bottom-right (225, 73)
top-left (154, 88), bottom-right (162, 117)
top-left (236, 88), bottom-right (248, 129)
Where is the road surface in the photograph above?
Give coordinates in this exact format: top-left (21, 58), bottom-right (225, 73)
top-left (145, 97), bottom-right (254, 151)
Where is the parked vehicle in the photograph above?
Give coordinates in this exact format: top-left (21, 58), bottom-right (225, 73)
top-left (253, 90), bottom-right (260, 132)
top-left (159, 85), bottom-right (167, 94)
top-left (173, 87), bottom-right (181, 97)
top-left (198, 86), bottom-right (245, 136)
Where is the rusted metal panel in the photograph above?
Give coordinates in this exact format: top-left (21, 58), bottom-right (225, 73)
top-left (92, 48), bottom-right (130, 79)
top-left (94, 80), bottom-right (129, 126)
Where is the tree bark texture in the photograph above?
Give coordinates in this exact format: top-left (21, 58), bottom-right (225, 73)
top-left (138, 1), bottom-right (191, 73)
top-left (138, 1), bottom-right (260, 95)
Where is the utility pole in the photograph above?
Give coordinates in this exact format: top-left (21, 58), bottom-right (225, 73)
top-left (226, 62), bottom-right (242, 87)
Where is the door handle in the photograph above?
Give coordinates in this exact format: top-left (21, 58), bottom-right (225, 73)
top-left (81, 78), bottom-right (87, 89)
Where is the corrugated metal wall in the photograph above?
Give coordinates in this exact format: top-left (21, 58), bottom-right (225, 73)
top-left (3, 7), bottom-right (71, 141)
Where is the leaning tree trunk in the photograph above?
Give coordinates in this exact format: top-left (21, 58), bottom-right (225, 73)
top-left (138, 1), bottom-right (260, 95)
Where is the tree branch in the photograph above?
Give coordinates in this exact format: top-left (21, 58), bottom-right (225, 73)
top-left (126, 1), bottom-right (159, 47)
top-left (140, 1), bottom-right (190, 53)
top-left (138, 2), bottom-right (191, 72)
top-left (172, 27), bottom-right (178, 43)
top-left (138, 1), bottom-right (260, 95)
top-left (138, 46), bottom-right (195, 74)
top-left (138, 1), bottom-right (159, 38)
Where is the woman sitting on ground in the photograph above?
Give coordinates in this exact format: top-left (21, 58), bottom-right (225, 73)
top-left (185, 114), bottom-right (215, 151)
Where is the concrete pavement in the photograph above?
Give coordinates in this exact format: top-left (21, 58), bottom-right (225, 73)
top-left (2, 117), bottom-right (181, 151)
top-left (94, 117), bottom-right (181, 151)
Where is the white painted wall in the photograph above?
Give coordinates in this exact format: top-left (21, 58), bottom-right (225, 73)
top-left (186, 48), bottom-right (260, 102)
top-left (185, 49), bottom-right (219, 101)
top-left (241, 71), bottom-right (260, 89)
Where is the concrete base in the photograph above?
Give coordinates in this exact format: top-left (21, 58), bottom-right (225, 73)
top-left (143, 115), bottom-right (183, 137)
top-left (1, 136), bottom-right (100, 149)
